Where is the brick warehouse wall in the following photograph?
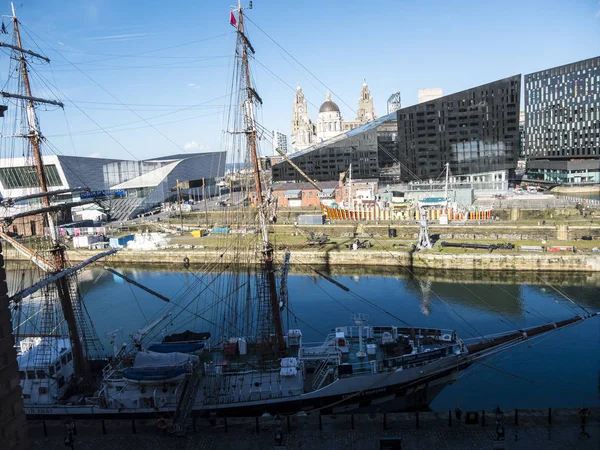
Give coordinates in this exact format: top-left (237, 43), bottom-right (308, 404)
top-left (0, 242), bottom-right (29, 449)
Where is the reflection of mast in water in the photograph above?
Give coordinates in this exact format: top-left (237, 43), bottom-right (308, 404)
top-left (353, 276), bottom-right (360, 284)
top-left (419, 279), bottom-right (432, 315)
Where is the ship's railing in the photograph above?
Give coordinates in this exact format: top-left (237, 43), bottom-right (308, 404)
top-left (336, 326), bottom-right (459, 344)
top-left (298, 341), bottom-right (342, 361)
top-left (381, 345), bottom-right (459, 371)
top-left (203, 361), bottom-right (280, 376)
top-left (102, 364), bottom-right (124, 380)
top-left (339, 344), bottom-right (461, 378)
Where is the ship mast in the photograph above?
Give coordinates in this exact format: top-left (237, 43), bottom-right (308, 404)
top-left (8, 3), bottom-right (87, 378)
top-left (236, 2), bottom-right (286, 354)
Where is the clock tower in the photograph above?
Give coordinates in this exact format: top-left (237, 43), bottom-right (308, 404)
top-left (356, 80), bottom-right (375, 124)
top-left (290, 84), bottom-right (315, 151)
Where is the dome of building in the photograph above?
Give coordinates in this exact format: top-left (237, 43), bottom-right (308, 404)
top-left (319, 92), bottom-right (340, 114)
top-left (319, 100), bottom-right (340, 113)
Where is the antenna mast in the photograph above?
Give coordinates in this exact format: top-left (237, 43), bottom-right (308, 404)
top-left (444, 162), bottom-right (449, 200)
top-left (236, 2), bottom-right (286, 355)
top-left (9, 4), bottom-right (88, 378)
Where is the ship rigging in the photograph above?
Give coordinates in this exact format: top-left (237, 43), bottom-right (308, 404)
top-left (0, 1), bottom-right (597, 434)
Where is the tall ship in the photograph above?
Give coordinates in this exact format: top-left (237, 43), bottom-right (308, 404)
top-left (0, 1), bottom-right (597, 435)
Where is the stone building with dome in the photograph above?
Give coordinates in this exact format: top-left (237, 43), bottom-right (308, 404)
top-left (290, 81), bottom-right (376, 151)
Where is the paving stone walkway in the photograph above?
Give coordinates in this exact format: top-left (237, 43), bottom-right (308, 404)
top-left (28, 408), bottom-right (600, 449)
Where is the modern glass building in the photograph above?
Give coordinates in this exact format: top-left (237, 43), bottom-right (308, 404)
top-left (273, 76), bottom-right (521, 185)
top-left (272, 113), bottom-right (395, 182)
top-left (524, 56), bottom-right (600, 183)
top-left (394, 75), bottom-right (521, 183)
top-left (0, 152), bottom-right (226, 223)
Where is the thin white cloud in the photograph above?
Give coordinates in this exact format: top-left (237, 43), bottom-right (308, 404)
top-left (88, 151), bottom-right (101, 158)
top-left (183, 141), bottom-right (205, 151)
top-left (187, 83), bottom-right (200, 89)
top-left (86, 33), bottom-right (153, 41)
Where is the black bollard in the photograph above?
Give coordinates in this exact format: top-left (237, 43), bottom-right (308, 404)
top-left (43, 420), bottom-right (47, 437)
top-left (454, 407), bottom-right (462, 423)
top-left (481, 410), bottom-right (485, 427)
top-left (548, 408), bottom-right (552, 425)
top-left (255, 417), bottom-right (259, 433)
top-left (224, 417), bottom-right (228, 433)
top-left (416, 411), bottom-right (420, 430)
top-left (351, 413), bottom-right (355, 430)
top-left (448, 410), bottom-right (452, 427)
top-left (319, 413), bottom-right (323, 431)
top-left (287, 415), bottom-right (291, 432)
top-left (101, 419), bottom-right (106, 435)
top-left (73, 421), bottom-right (77, 436)
top-left (515, 408), bottom-right (519, 426)
top-left (193, 417), bottom-right (196, 433)
top-left (383, 413), bottom-right (387, 430)
top-left (131, 418), bottom-right (136, 434)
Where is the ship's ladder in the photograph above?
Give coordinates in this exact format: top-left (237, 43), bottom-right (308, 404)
top-left (312, 356), bottom-right (338, 391)
top-left (171, 363), bottom-right (202, 436)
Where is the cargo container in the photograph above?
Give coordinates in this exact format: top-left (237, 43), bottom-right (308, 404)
top-left (297, 214), bottom-right (326, 225)
top-left (73, 235), bottom-right (104, 249)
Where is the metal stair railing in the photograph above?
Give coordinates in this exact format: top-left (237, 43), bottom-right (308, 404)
top-left (171, 363), bottom-right (202, 436)
top-left (311, 355), bottom-right (338, 391)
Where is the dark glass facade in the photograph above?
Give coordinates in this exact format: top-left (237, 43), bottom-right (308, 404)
top-left (394, 75), bottom-right (521, 182)
top-left (525, 56), bottom-right (600, 183)
top-left (272, 114), bottom-right (393, 182)
top-left (0, 164), bottom-right (62, 188)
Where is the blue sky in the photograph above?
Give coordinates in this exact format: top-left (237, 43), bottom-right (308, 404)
top-left (1, 0), bottom-right (599, 159)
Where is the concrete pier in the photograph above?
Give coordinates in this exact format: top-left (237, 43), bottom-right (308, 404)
top-left (53, 248), bottom-right (600, 272)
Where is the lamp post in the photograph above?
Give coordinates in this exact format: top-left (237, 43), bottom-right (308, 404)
top-left (64, 419), bottom-right (75, 449)
top-left (494, 406), bottom-right (505, 447)
top-left (274, 414), bottom-right (283, 446)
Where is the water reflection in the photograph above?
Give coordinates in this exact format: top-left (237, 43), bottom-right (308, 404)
top-left (5, 261), bottom-right (600, 411)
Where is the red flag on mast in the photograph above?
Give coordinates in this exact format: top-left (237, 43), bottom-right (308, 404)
top-left (229, 11), bottom-right (237, 28)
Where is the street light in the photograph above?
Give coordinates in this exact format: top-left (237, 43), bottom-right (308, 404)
top-left (494, 406), bottom-right (505, 442)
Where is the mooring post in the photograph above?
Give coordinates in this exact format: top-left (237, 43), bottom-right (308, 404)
top-left (548, 408), bottom-right (552, 425)
top-left (101, 419), bottom-right (106, 435)
top-left (287, 415), bottom-right (291, 432)
top-left (448, 410), bottom-right (452, 427)
top-left (416, 411), bottom-right (420, 430)
top-left (224, 417), bottom-right (228, 432)
top-left (383, 412), bottom-right (387, 430)
top-left (319, 412), bottom-right (323, 431)
top-left (515, 408), bottom-right (519, 426)
top-left (351, 413), bottom-right (355, 430)
top-left (131, 418), bottom-right (136, 434)
top-left (42, 420), bottom-right (47, 437)
top-left (193, 417), bottom-right (196, 433)
top-left (255, 416), bottom-right (259, 433)
top-left (481, 410), bottom-right (486, 427)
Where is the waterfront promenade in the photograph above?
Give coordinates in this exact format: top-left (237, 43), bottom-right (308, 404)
top-left (28, 408), bottom-right (599, 449)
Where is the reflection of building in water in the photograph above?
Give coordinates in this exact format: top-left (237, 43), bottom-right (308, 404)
top-left (532, 285), bottom-right (600, 310)
top-left (405, 279), bottom-right (524, 318)
top-left (418, 279), bottom-right (432, 315)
